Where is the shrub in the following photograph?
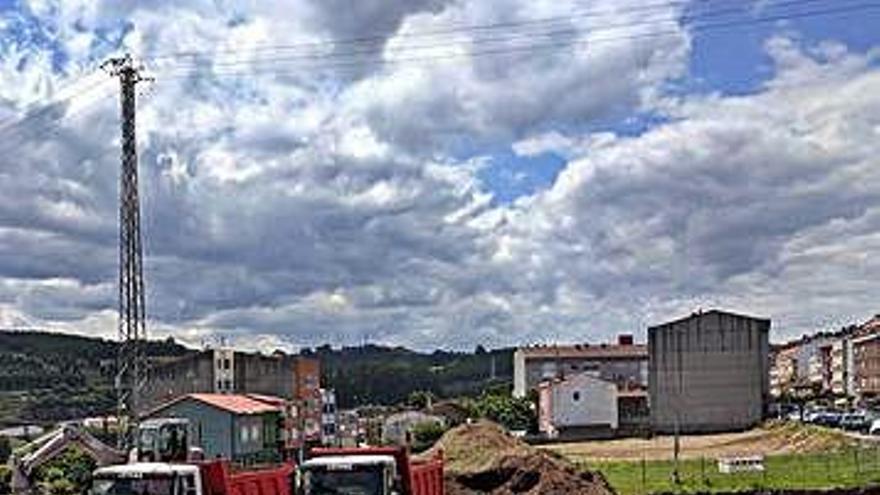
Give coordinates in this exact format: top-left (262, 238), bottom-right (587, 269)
top-left (411, 421), bottom-right (447, 452)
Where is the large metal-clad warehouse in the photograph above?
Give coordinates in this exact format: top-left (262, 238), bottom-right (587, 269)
top-left (649, 310), bottom-right (770, 433)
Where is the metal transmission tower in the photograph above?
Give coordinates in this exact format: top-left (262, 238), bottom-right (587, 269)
top-left (102, 55), bottom-right (150, 449)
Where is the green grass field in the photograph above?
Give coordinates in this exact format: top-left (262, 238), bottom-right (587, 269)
top-left (580, 447), bottom-right (880, 495)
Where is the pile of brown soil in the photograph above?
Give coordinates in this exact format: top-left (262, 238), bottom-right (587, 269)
top-left (423, 421), bottom-right (615, 495)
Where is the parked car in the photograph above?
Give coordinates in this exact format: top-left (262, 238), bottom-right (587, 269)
top-left (840, 413), bottom-right (870, 432)
top-left (812, 411), bottom-right (843, 428)
top-left (803, 409), bottom-right (825, 424)
top-left (869, 419), bottom-right (880, 436)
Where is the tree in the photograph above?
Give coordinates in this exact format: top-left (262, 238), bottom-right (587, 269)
top-left (411, 421), bottom-right (447, 452)
top-left (472, 390), bottom-right (536, 432)
top-left (407, 390), bottom-right (436, 410)
top-left (33, 448), bottom-right (97, 495)
top-left (0, 465), bottom-right (11, 495)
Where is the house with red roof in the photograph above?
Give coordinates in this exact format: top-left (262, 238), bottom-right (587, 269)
top-left (145, 393), bottom-right (284, 462)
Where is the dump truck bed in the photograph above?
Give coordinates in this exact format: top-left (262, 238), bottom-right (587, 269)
top-left (199, 460), bottom-right (294, 495)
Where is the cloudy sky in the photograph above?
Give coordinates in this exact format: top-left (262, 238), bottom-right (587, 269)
top-left (0, 0), bottom-right (879, 351)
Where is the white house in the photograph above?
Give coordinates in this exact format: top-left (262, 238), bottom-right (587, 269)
top-left (538, 372), bottom-right (618, 438)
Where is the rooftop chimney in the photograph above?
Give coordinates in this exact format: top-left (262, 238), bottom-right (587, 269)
top-left (618, 334), bottom-right (634, 346)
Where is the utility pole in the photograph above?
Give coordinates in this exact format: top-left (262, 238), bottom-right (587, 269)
top-left (102, 55), bottom-right (150, 450)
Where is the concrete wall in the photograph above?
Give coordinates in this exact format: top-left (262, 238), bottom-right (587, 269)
top-left (649, 311), bottom-right (770, 434)
top-left (234, 352), bottom-right (295, 398)
top-left (144, 351), bottom-right (300, 411)
top-left (143, 352), bottom-right (215, 411)
top-left (513, 350), bottom-right (527, 398)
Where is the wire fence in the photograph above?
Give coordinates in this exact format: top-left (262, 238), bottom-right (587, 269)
top-left (578, 445), bottom-right (880, 495)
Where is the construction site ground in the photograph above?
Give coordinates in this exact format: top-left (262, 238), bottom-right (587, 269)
top-left (540, 422), bottom-right (880, 495)
top-left (542, 421), bottom-right (855, 462)
top-left (420, 420), bottom-right (614, 495)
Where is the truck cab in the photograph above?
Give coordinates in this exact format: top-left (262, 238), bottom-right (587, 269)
top-left (299, 455), bottom-right (399, 495)
top-left (300, 447), bottom-right (443, 495)
top-left (137, 418), bottom-right (195, 463)
top-left (90, 463), bottom-right (202, 495)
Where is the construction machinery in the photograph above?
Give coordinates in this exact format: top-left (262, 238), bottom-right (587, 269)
top-left (136, 418), bottom-right (196, 463)
top-left (8, 417), bottom-right (200, 493)
top-left (9, 423), bottom-right (126, 493)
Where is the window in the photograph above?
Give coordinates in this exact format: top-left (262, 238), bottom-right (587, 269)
top-left (573, 391), bottom-right (581, 401)
top-left (224, 379), bottom-right (232, 391)
top-left (240, 425), bottom-right (249, 443)
top-left (217, 380), bottom-right (224, 391)
top-left (180, 474), bottom-right (197, 495)
top-left (251, 424), bottom-right (260, 442)
top-left (224, 358), bottom-right (231, 370)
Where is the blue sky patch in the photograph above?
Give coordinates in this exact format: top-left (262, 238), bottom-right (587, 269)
top-left (478, 149), bottom-right (567, 205)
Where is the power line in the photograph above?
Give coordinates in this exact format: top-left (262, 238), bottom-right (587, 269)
top-left (154, 0), bottom-right (831, 72)
top-left (0, 68), bottom-right (103, 129)
top-left (157, 2), bottom-right (880, 80)
top-left (0, 77), bottom-right (111, 139)
top-left (0, 81), bottom-right (114, 160)
top-left (0, 1), bottom-right (874, 152)
top-left (145, 0), bottom-right (720, 62)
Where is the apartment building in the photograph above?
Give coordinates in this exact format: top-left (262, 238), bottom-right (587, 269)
top-left (513, 335), bottom-right (648, 398)
top-left (852, 316), bottom-right (880, 403)
top-left (769, 343), bottom-right (799, 398)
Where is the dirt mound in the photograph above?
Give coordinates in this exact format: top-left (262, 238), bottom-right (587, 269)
top-left (424, 421), bottom-right (530, 474)
top-left (425, 421), bottom-right (614, 495)
top-left (446, 452), bottom-right (613, 495)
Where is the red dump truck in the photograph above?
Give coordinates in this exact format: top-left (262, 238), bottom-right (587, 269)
top-left (88, 448), bottom-right (443, 495)
top-left (300, 446), bottom-right (444, 495)
top-left (89, 460), bottom-right (294, 495)
top-left (86, 418), bottom-right (442, 495)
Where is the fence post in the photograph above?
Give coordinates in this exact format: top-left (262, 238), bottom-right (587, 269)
top-left (826, 452), bottom-right (831, 482)
top-left (855, 448), bottom-right (860, 483)
top-left (763, 455), bottom-right (767, 487)
top-left (701, 456), bottom-right (706, 486)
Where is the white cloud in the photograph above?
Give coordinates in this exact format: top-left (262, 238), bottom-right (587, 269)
top-left (1, 2), bottom-right (879, 350)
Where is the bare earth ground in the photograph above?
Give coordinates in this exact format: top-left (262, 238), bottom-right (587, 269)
top-left (420, 421), bottom-right (614, 494)
top-left (541, 422), bottom-right (854, 462)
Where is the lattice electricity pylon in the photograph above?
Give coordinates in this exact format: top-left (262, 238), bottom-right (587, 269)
top-left (102, 55), bottom-right (151, 450)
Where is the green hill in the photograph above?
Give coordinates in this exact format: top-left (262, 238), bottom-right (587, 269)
top-left (0, 329), bottom-right (191, 426)
top-left (310, 344), bottom-right (514, 408)
top-left (0, 330), bottom-right (514, 425)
